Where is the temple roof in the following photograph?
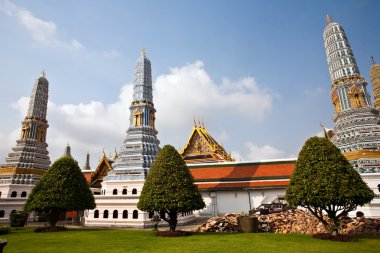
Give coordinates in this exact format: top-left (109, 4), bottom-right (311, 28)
top-left (189, 159), bottom-right (296, 190)
top-left (89, 152), bottom-right (114, 188)
top-left (180, 122), bottom-right (233, 164)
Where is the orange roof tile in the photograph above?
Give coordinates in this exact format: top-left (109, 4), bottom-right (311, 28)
top-left (190, 162), bottom-right (295, 181)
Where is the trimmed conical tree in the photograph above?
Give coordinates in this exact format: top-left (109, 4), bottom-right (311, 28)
top-left (138, 145), bottom-right (205, 231)
top-left (24, 156), bottom-right (95, 228)
top-left (286, 137), bottom-right (375, 235)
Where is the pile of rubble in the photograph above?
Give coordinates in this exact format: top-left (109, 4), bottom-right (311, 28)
top-left (195, 209), bottom-right (380, 234)
top-left (195, 213), bottom-right (240, 232)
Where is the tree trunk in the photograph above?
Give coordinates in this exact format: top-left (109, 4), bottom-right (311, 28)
top-left (48, 208), bottom-right (62, 228)
top-left (168, 211), bottom-right (178, 232)
top-left (330, 217), bottom-right (340, 236)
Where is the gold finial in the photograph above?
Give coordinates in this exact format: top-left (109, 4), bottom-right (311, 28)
top-left (141, 48), bottom-right (147, 58)
top-left (326, 15), bottom-right (332, 24)
top-left (193, 116), bottom-right (197, 127)
top-left (40, 69), bottom-right (46, 78)
top-left (202, 119), bottom-right (205, 129)
top-left (372, 56), bottom-right (377, 65)
top-left (114, 148), bottom-right (119, 160)
top-left (198, 117), bottom-right (201, 128)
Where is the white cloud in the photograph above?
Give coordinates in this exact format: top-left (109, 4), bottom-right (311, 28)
top-left (232, 141), bottom-right (289, 161)
top-left (154, 61), bottom-right (272, 144)
top-left (1, 61), bottom-right (275, 168)
top-left (1, 0), bottom-right (83, 49)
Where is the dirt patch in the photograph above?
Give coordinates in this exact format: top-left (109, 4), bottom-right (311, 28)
top-left (156, 230), bottom-right (191, 237)
top-left (34, 226), bottom-right (67, 233)
top-left (312, 233), bottom-right (354, 242)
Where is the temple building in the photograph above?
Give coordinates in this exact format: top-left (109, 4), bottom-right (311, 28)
top-left (0, 73), bottom-right (51, 222)
top-left (178, 123), bottom-right (296, 216)
top-left (323, 16), bottom-right (380, 216)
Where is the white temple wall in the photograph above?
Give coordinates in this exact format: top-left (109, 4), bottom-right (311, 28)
top-left (197, 188), bottom-right (287, 216)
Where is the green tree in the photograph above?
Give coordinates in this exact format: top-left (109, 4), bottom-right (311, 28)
top-left (138, 145), bottom-right (205, 231)
top-left (24, 156), bottom-right (95, 228)
top-left (286, 137), bottom-right (375, 235)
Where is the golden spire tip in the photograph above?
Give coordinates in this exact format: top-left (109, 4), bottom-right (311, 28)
top-left (326, 15), bottom-right (332, 24)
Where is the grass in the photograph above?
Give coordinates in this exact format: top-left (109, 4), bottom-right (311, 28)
top-left (1, 228), bottom-right (380, 253)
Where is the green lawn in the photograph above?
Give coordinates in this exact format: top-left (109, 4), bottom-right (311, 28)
top-left (1, 228), bottom-right (380, 253)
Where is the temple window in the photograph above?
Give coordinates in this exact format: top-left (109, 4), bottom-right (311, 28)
top-left (122, 189), bottom-right (127, 195)
top-left (113, 189), bottom-right (118, 195)
top-left (133, 210), bottom-right (138, 219)
top-left (132, 188), bottom-right (137, 195)
top-left (123, 210), bottom-right (128, 219)
top-left (377, 184), bottom-right (380, 192)
top-left (94, 210), bottom-right (99, 218)
top-left (11, 191), bottom-right (17, 198)
top-left (21, 191), bottom-right (27, 198)
top-left (103, 210), bottom-right (109, 219)
top-left (0, 210), bottom-right (4, 218)
top-left (113, 210), bottom-right (118, 219)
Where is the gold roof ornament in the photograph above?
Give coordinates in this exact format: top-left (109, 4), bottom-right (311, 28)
top-left (113, 148), bottom-right (119, 160)
top-left (180, 120), bottom-right (234, 164)
top-left (326, 15), bottom-right (332, 24)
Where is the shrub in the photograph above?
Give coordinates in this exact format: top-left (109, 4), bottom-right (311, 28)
top-left (9, 211), bottom-right (28, 227)
top-left (0, 226), bottom-right (10, 235)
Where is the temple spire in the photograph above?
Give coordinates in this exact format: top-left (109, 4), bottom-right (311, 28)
top-left (1, 73), bottom-right (50, 171)
top-left (64, 143), bottom-right (72, 158)
top-left (83, 152), bottom-right (91, 170)
top-left (111, 50), bottom-right (160, 176)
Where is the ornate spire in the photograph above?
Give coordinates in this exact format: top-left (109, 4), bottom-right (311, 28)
top-left (83, 152), bottom-right (91, 170)
top-left (323, 19), bottom-right (380, 174)
top-left (323, 17), bottom-right (361, 83)
top-left (133, 48), bottom-right (153, 102)
top-left (64, 143), bottom-right (72, 158)
top-left (1, 73), bottom-right (50, 172)
top-left (109, 50), bottom-right (160, 179)
top-left (40, 69), bottom-right (46, 78)
top-left (326, 15), bottom-right (332, 24)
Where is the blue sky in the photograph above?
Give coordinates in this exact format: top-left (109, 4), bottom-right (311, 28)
top-left (0, 0), bottom-right (379, 168)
